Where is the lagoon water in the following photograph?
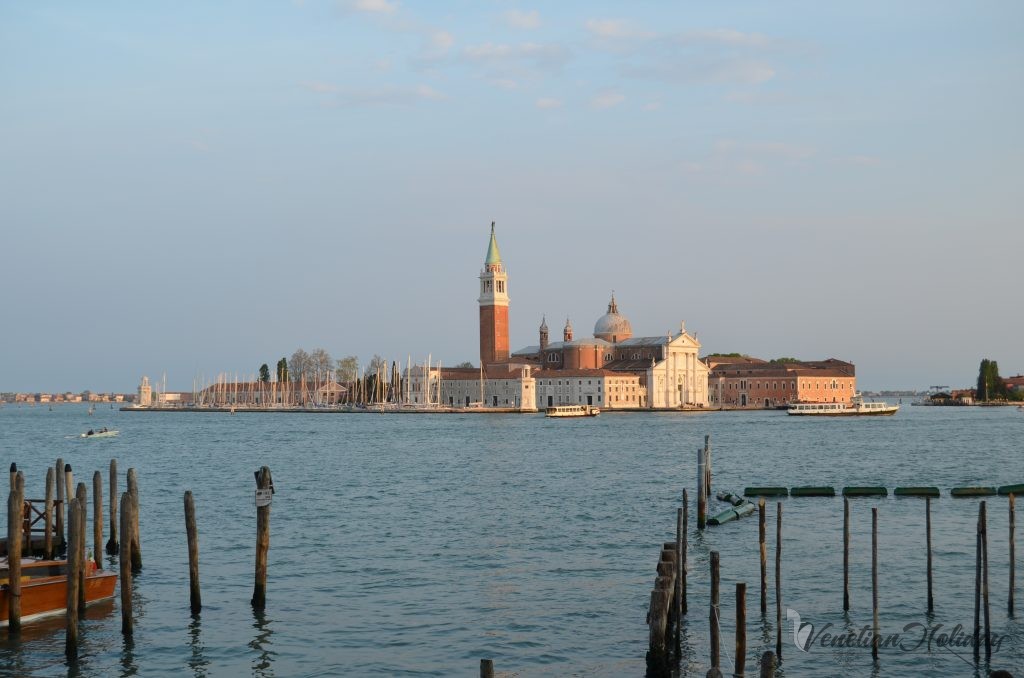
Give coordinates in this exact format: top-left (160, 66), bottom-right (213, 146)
top-left (0, 403), bottom-right (1022, 676)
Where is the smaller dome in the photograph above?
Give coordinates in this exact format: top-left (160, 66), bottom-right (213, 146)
top-left (594, 294), bottom-right (633, 342)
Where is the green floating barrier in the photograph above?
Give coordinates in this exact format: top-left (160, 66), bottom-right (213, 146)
top-left (716, 492), bottom-right (745, 507)
top-left (950, 487), bottom-right (997, 497)
top-left (790, 486), bottom-right (836, 497)
top-left (744, 487), bottom-right (789, 497)
top-left (894, 487), bottom-right (940, 497)
top-left (708, 508), bottom-right (739, 526)
top-left (998, 484), bottom-right (1024, 496)
top-left (843, 487), bottom-right (888, 497)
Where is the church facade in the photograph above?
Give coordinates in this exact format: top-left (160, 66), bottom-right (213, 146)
top-left (436, 224), bottom-right (709, 411)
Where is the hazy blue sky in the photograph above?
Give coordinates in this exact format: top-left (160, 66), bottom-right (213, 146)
top-left (2, 1), bottom-right (1022, 393)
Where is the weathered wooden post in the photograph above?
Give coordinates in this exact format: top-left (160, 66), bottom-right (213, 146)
top-left (710, 550), bottom-right (720, 670)
top-left (106, 459), bottom-right (118, 555)
top-left (64, 465), bottom-right (74, 518)
top-left (736, 582), bottom-right (747, 678)
top-left (480, 658), bottom-right (494, 678)
top-left (20, 472), bottom-right (29, 558)
top-left (44, 467), bottom-right (55, 559)
top-left (842, 497), bottom-right (850, 612)
top-left (759, 651), bottom-right (776, 677)
top-left (55, 458), bottom-right (65, 551)
top-left (127, 468), bottom-right (142, 572)
top-left (926, 496), bottom-right (933, 613)
top-left (675, 506), bottom-right (683, 645)
top-left (981, 501), bottom-right (991, 659)
top-left (871, 507), bottom-right (879, 661)
top-left (775, 503), bottom-right (783, 661)
top-left (697, 448), bottom-right (706, 530)
top-left (75, 482), bottom-right (87, 617)
top-left (252, 466), bottom-right (273, 610)
top-left (1010, 494), bottom-right (1016, 616)
top-left (119, 492), bottom-right (134, 636)
top-left (704, 434), bottom-right (712, 496)
top-left (759, 498), bottom-right (768, 615)
top-left (93, 471), bottom-right (103, 571)
top-left (682, 488), bottom-right (688, 615)
top-left (7, 475), bottom-right (24, 634)
top-left (66, 497), bottom-right (82, 659)
top-left (974, 502), bottom-right (982, 661)
top-left (184, 491), bottom-right (201, 615)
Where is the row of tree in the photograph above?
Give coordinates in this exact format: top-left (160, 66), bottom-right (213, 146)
top-left (255, 350), bottom-right (409, 386)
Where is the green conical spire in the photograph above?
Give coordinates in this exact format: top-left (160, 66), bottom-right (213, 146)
top-left (484, 221), bottom-right (501, 266)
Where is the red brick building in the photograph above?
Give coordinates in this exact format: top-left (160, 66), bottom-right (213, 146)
top-left (706, 356), bottom-right (856, 408)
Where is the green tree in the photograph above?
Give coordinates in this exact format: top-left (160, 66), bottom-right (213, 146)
top-left (770, 357), bottom-right (800, 364)
top-left (976, 359), bottom-right (1008, 401)
top-left (258, 364), bottom-right (270, 383)
top-left (454, 361), bottom-right (475, 368)
top-left (276, 358), bottom-right (289, 383)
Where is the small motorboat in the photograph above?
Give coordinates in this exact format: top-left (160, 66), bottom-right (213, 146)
top-left (0, 556), bottom-right (118, 626)
top-left (80, 428), bottom-right (119, 438)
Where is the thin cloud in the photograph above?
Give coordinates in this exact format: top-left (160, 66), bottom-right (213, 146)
top-left (585, 18), bottom-right (654, 40)
top-left (590, 90), bottom-right (625, 109)
top-left (503, 9), bottom-right (541, 30)
top-left (462, 42), bottom-right (569, 69)
top-left (680, 29), bottom-right (772, 48)
top-left (345, 0), bottom-right (398, 14)
top-left (535, 97), bottom-right (562, 109)
top-left (303, 81), bottom-right (444, 106)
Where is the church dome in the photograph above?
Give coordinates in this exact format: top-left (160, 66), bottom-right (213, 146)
top-left (593, 294), bottom-right (632, 342)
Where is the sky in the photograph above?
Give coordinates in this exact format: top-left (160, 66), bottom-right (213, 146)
top-left (2, 1), bottom-right (1022, 393)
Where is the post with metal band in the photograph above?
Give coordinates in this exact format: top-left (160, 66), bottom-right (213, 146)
top-left (119, 492), bottom-right (134, 636)
top-left (93, 471), bottom-right (103, 573)
top-left (7, 474), bottom-right (25, 634)
top-left (775, 503), bottom-right (783, 662)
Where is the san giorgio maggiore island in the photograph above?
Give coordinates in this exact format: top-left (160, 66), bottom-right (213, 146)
top-left (113, 224), bottom-right (875, 414)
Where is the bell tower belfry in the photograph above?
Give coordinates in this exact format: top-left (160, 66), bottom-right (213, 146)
top-left (478, 222), bottom-right (510, 366)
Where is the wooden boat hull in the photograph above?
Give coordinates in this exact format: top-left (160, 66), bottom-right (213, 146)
top-left (0, 570), bottom-right (117, 626)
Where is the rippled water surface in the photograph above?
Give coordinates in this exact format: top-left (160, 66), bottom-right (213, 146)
top-left (1, 404), bottom-right (1022, 676)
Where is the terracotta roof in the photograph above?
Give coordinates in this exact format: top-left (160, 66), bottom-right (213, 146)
top-left (533, 369), bottom-right (641, 378)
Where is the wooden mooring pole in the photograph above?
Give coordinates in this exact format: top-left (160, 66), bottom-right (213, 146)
top-left (871, 507), bottom-right (879, 662)
top-left (1010, 494), bottom-right (1016, 616)
top-left (981, 501), bottom-right (991, 660)
top-left (119, 492), bottom-right (134, 636)
top-left (759, 498), bottom-right (767, 615)
top-left (973, 501), bottom-right (982, 661)
top-left (65, 497), bottom-right (82, 659)
top-left (480, 658), bottom-right (494, 678)
top-left (127, 468), bottom-right (142, 572)
top-left (735, 582), bottom-right (747, 678)
top-left (44, 467), bottom-right (55, 559)
top-left (843, 497), bottom-right (850, 612)
top-left (682, 488), bottom-right (688, 615)
top-left (184, 491), bottom-right (201, 615)
top-left (7, 473), bottom-right (24, 634)
top-left (252, 466), bottom-right (272, 610)
top-left (55, 458), bottom-right (65, 551)
top-left (697, 448), bottom-right (706, 530)
top-left (63, 463), bottom-right (73, 551)
top-left (704, 434), bottom-right (712, 497)
top-left (759, 651), bottom-right (776, 677)
top-left (75, 482), bottom-right (87, 617)
top-left (106, 459), bottom-right (118, 555)
top-left (926, 496), bottom-right (934, 613)
top-left (92, 471), bottom-right (103, 571)
top-left (710, 551), bottom-right (720, 670)
top-left (775, 503), bottom-right (782, 662)
top-left (675, 505), bottom-right (682, 646)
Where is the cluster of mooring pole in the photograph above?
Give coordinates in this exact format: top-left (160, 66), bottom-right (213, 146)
top-left (640, 436), bottom-right (1022, 675)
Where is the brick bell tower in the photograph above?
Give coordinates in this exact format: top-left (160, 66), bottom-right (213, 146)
top-left (479, 221), bottom-right (510, 366)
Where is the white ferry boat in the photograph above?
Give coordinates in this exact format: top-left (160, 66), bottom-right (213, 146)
top-left (787, 394), bottom-right (898, 417)
top-left (545, 405), bottom-right (600, 418)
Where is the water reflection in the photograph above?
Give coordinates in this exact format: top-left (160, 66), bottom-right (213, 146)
top-left (250, 610), bottom-right (276, 677)
top-left (119, 635), bottom-right (137, 677)
top-left (188, 616), bottom-right (209, 677)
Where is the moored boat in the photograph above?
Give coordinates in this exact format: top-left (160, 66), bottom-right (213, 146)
top-left (0, 557), bottom-right (117, 626)
top-left (546, 405), bottom-right (600, 418)
top-left (787, 393), bottom-right (899, 417)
